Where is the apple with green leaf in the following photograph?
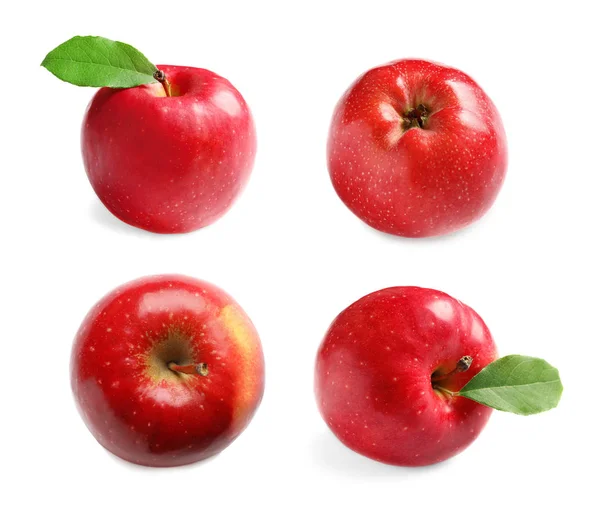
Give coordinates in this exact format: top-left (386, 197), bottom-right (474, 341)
top-left (315, 286), bottom-right (562, 466)
top-left (42, 36), bottom-right (256, 233)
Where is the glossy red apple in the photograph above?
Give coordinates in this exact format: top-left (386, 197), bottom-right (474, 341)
top-left (71, 275), bottom-right (264, 467)
top-left (315, 286), bottom-right (498, 466)
top-left (82, 65), bottom-right (256, 233)
top-left (327, 59), bottom-right (507, 237)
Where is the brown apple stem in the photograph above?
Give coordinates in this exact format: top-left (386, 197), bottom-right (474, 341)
top-left (431, 356), bottom-right (473, 382)
top-left (168, 362), bottom-right (209, 376)
top-left (153, 69), bottom-right (171, 97)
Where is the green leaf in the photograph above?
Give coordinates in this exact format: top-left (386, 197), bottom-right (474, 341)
top-left (458, 355), bottom-right (562, 415)
top-left (41, 36), bottom-right (158, 88)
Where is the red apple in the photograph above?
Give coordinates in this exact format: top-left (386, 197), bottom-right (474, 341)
top-left (315, 286), bottom-right (498, 466)
top-left (327, 59), bottom-right (507, 237)
top-left (71, 275), bottom-right (264, 467)
top-left (82, 65), bottom-right (256, 233)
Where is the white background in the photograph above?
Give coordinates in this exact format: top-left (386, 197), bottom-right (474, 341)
top-left (3, 1), bottom-right (598, 508)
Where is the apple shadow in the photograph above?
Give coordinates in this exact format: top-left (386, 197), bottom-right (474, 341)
top-left (311, 431), bottom-right (452, 479)
top-left (89, 201), bottom-right (163, 239)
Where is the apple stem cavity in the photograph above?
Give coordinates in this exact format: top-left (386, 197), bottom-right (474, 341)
top-left (153, 69), bottom-right (172, 97)
top-left (168, 362), bottom-right (209, 376)
top-left (403, 104), bottom-right (429, 129)
top-left (431, 355), bottom-right (473, 383)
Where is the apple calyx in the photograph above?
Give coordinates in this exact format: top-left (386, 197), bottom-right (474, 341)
top-left (168, 362), bottom-right (209, 376)
top-left (153, 69), bottom-right (172, 97)
top-left (403, 104), bottom-right (429, 129)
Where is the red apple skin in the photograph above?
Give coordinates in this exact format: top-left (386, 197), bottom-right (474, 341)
top-left (71, 275), bottom-right (264, 467)
top-left (82, 65), bottom-right (256, 234)
top-left (327, 59), bottom-right (507, 237)
top-left (315, 287), bottom-right (498, 466)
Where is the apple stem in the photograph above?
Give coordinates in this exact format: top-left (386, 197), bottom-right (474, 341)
top-left (168, 362), bottom-right (209, 376)
top-left (153, 69), bottom-right (171, 97)
top-left (434, 386), bottom-right (457, 398)
top-left (431, 356), bottom-right (473, 383)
